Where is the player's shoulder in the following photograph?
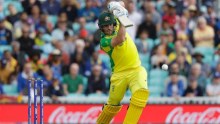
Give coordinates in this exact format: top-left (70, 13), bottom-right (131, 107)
top-left (100, 37), bottom-right (112, 47)
top-left (100, 37), bottom-right (113, 53)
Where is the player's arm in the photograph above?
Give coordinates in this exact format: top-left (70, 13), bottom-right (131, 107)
top-left (111, 23), bottom-right (126, 47)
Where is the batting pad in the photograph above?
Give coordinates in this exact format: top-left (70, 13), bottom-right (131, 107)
top-left (97, 104), bottom-right (122, 124)
top-left (123, 88), bottom-right (150, 124)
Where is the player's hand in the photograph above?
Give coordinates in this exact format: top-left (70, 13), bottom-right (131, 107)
top-left (108, 1), bottom-right (128, 18)
top-left (107, 1), bottom-right (121, 12)
top-left (113, 9), bottom-right (128, 18)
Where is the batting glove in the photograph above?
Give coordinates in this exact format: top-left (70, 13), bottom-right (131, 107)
top-left (108, 2), bottom-right (128, 18)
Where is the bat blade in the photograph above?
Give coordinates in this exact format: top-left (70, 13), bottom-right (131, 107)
top-left (118, 15), bottom-right (133, 28)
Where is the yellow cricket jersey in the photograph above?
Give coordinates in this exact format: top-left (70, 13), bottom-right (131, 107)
top-left (100, 20), bottom-right (141, 73)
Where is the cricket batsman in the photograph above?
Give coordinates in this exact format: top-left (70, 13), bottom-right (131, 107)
top-left (96, 1), bottom-right (150, 124)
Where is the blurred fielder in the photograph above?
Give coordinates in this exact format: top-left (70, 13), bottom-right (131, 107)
top-left (96, 1), bottom-right (150, 123)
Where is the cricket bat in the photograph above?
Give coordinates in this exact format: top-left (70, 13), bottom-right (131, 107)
top-left (117, 15), bottom-right (134, 28)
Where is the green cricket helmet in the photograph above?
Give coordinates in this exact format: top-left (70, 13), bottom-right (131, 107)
top-left (98, 12), bottom-right (116, 28)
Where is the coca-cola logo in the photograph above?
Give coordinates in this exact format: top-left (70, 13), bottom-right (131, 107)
top-left (48, 106), bottom-right (103, 123)
top-left (166, 107), bottom-right (220, 124)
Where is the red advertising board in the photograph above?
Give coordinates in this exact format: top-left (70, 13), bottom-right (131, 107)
top-left (0, 104), bottom-right (220, 123)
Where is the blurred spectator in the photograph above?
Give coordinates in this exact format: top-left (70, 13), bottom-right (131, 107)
top-left (3, 50), bottom-right (17, 71)
top-left (78, 17), bottom-right (86, 31)
top-left (204, 2), bottom-right (216, 25)
top-left (0, 59), bottom-right (10, 84)
top-left (160, 19), bottom-right (174, 36)
top-left (6, 4), bottom-right (21, 25)
top-left (22, 0), bottom-right (42, 15)
top-left (86, 65), bottom-right (106, 95)
top-left (214, 63), bottom-right (220, 74)
top-left (51, 15), bottom-right (73, 41)
top-left (214, 46), bottom-right (220, 65)
top-left (188, 63), bottom-right (207, 90)
top-left (71, 39), bottom-right (89, 76)
top-left (11, 41), bottom-right (26, 69)
top-left (151, 45), bottom-right (168, 69)
top-left (212, 18), bottom-right (220, 47)
top-left (53, 41), bottom-right (70, 66)
top-left (186, 0), bottom-right (197, 7)
top-left (153, 30), bottom-right (173, 56)
top-left (17, 62), bottom-right (38, 93)
top-left (42, 0), bottom-right (61, 15)
top-left (166, 72), bottom-right (185, 97)
top-left (28, 50), bottom-right (44, 73)
top-left (99, 0), bottom-right (111, 11)
top-left (175, 16), bottom-right (190, 36)
top-left (17, 24), bottom-right (35, 57)
top-left (62, 63), bottom-right (84, 95)
top-left (35, 14), bottom-right (53, 33)
top-left (135, 30), bottom-right (153, 54)
top-left (162, 1), bottom-right (179, 29)
top-left (47, 77), bottom-right (64, 102)
top-left (48, 49), bottom-right (65, 81)
top-left (60, 0), bottom-right (79, 22)
top-left (154, 0), bottom-right (165, 14)
top-left (160, 21), bottom-right (175, 46)
top-left (85, 51), bottom-right (108, 76)
top-left (0, 84), bottom-right (3, 95)
top-left (30, 5), bottom-right (41, 25)
top-left (193, 16), bottom-right (214, 47)
top-left (0, 16), bottom-right (12, 45)
top-left (0, 50), bottom-right (17, 84)
top-left (141, 1), bottom-right (161, 33)
top-left (41, 64), bottom-right (54, 88)
top-left (93, 29), bottom-right (101, 46)
top-left (165, 63), bottom-right (187, 89)
top-left (8, 71), bottom-right (18, 85)
top-left (0, 16), bottom-right (13, 31)
top-left (169, 62), bottom-right (179, 74)
top-left (92, 0), bottom-right (103, 9)
top-left (160, 1), bottom-right (169, 16)
top-left (61, 31), bottom-right (76, 55)
top-left (136, 13), bottom-right (157, 40)
top-left (126, 0), bottom-right (142, 40)
top-left (168, 41), bottom-right (192, 64)
top-left (206, 72), bottom-right (220, 96)
top-left (34, 28), bottom-right (47, 47)
top-left (78, 17), bottom-right (89, 39)
top-left (84, 36), bottom-right (95, 56)
top-left (171, 52), bottom-right (191, 77)
top-left (78, 0), bottom-right (99, 22)
top-left (175, 0), bottom-right (195, 15)
top-left (177, 33), bottom-right (193, 54)
top-left (14, 12), bottom-right (28, 29)
top-left (14, 12), bottom-right (35, 38)
top-left (57, 12), bottom-right (73, 29)
top-left (184, 78), bottom-right (204, 97)
top-left (192, 52), bottom-right (211, 77)
top-left (40, 34), bottom-right (54, 55)
top-left (187, 5), bottom-right (199, 31)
